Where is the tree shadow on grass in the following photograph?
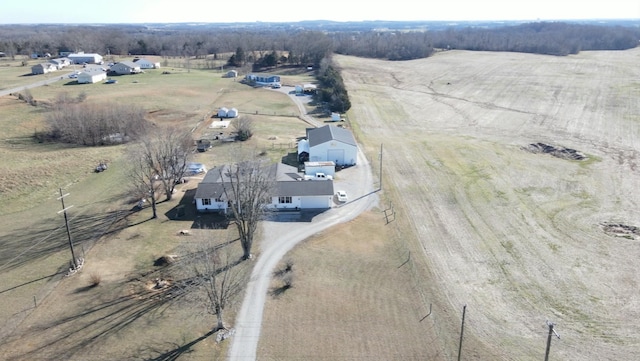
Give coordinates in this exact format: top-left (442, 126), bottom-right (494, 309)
top-left (0, 207), bottom-right (135, 273)
top-left (7, 281), bottom-right (191, 361)
top-left (137, 328), bottom-right (218, 361)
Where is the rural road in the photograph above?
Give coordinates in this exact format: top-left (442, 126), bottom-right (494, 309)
top-left (0, 71), bottom-right (74, 97)
top-left (227, 87), bottom-right (378, 360)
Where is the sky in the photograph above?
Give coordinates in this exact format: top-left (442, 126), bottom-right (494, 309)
top-left (0, 0), bottom-right (638, 24)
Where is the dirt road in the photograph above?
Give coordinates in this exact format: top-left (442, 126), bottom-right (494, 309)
top-left (334, 49), bottom-right (640, 360)
top-left (227, 88), bottom-right (379, 360)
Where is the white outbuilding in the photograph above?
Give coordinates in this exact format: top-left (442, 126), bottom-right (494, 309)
top-left (217, 107), bottom-right (229, 118)
top-left (77, 68), bottom-right (107, 84)
top-left (226, 108), bottom-right (238, 118)
top-left (306, 125), bottom-right (357, 166)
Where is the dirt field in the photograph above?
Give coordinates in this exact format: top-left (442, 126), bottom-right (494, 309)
top-left (330, 49), bottom-right (640, 360)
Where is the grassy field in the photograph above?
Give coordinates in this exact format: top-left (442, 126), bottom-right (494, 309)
top-left (4, 48), bottom-right (639, 361)
top-left (0, 64), bottom-right (315, 360)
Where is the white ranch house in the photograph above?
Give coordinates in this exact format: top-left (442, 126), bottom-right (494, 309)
top-left (194, 162), bottom-right (334, 213)
top-left (133, 58), bottom-right (160, 69)
top-left (110, 61), bottom-right (142, 75)
top-left (305, 125), bottom-right (357, 166)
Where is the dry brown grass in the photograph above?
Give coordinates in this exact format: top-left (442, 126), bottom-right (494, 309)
top-left (331, 49), bottom-right (640, 360)
top-left (259, 211), bottom-right (445, 360)
top-left (0, 65), bottom-right (311, 360)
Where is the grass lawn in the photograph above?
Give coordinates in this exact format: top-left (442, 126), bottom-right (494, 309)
top-left (0, 64), bottom-right (313, 360)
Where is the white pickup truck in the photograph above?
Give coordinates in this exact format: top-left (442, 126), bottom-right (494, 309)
top-left (304, 172), bottom-right (333, 180)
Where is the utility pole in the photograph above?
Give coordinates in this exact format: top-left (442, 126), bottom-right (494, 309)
top-left (379, 143), bottom-right (383, 191)
top-left (57, 188), bottom-right (78, 270)
top-left (544, 320), bottom-right (560, 361)
top-left (458, 304), bottom-right (467, 361)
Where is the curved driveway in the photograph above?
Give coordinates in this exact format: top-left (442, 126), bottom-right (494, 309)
top-left (227, 87), bottom-right (378, 360)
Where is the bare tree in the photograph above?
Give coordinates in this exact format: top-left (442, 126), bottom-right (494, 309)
top-left (175, 237), bottom-right (248, 331)
top-left (192, 241), bottom-right (246, 330)
top-left (129, 146), bottom-right (162, 219)
top-left (129, 126), bottom-right (193, 218)
top-left (220, 157), bottom-right (275, 260)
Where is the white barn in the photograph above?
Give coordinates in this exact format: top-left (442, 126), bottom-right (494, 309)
top-left (307, 125), bottom-right (357, 166)
top-left (68, 53), bottom-right (103, 64)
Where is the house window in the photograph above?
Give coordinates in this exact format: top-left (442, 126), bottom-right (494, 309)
top-left (202, 198), bottom-right (211, 206)
top-left (278, 196), bottom-right (292, 204)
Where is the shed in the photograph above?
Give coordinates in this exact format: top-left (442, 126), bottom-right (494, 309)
top-left (227, 108), bottom-right (238, 118)
top-left (226, 70), bottom-right (238, 78)
top-left (217, 107), bottom-right (229, 118)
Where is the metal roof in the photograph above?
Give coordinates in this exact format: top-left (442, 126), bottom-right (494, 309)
top-left (307, 125), bottom-right (356, 147)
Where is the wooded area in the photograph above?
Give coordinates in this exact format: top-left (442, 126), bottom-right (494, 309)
top-left (1, 21), bottom-right (638, 63)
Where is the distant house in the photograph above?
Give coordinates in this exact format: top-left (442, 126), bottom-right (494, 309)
top-left (31, 63), bottom-right (57, 75)
top-left (68, 53), bottom-right (103, 64)
top-left (194, 162), bottom-right (334, 213)
top-left (110, 61), bottom-right (142, 75)
top-left (48, 58), bottom-right (71, 69)
top-left (306, 125), bottom-right (357, 166)
top-left (245, 73), bottom-right (280, 87)
top-left (132, 58), bottom-right (160, 69)
top-left (77, 68), bottom-right (107, 84)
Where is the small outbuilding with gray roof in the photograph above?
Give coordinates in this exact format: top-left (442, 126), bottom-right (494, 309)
top-left (306, 125), bottom-right (357, 166)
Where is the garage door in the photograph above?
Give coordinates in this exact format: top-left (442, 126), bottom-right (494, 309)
top-left (301, 196), bottom-right (330, 209)
top-left (327, 149), bottom-right (345, 165)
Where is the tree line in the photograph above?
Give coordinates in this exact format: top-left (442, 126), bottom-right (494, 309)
top-left (1, 22), bottom-right (637, 63)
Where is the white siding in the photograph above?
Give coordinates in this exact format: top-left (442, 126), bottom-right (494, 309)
top-left (309, 141), bottom-right (357, 166)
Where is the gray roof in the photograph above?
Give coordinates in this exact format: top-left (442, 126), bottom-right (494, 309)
top-left (115, 61), bottom-right (139, 68)
top-left (195, 163), bottom-right (334, 199)
top-left (79, 68), bottom-right (106, 76)
top-left (307, 125), bottom-right (356, 147)
top-left (276, 179), bottom-right (334, 197)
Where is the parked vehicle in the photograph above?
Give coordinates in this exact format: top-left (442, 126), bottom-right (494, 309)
top-left (197, 139), bottom-right (211, 152)
top-left (304, 172), bottom-right (333, 180)
top-left (336, 190), bottom-right (348, 203)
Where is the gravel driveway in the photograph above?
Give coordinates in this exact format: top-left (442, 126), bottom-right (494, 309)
top-left (227, 87), bottom-right (378, 360)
